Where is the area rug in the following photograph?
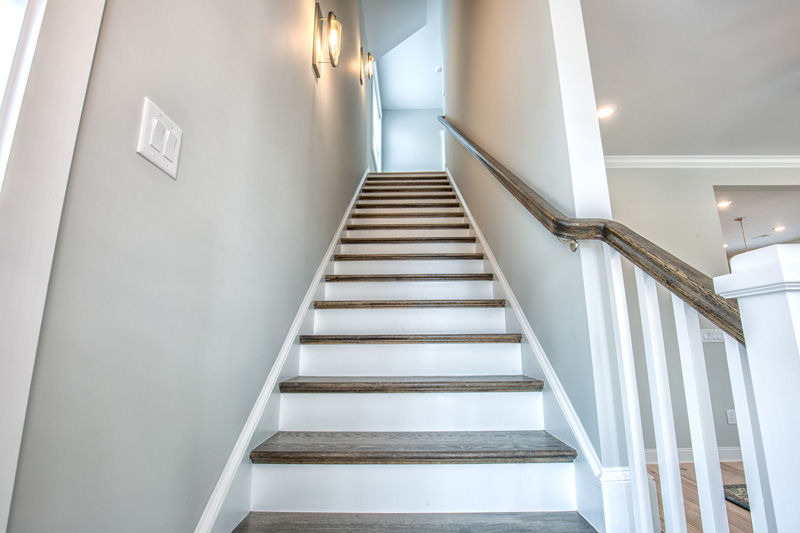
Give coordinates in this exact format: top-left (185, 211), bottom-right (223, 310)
top-left (724, 484), bottom-right (749, 511)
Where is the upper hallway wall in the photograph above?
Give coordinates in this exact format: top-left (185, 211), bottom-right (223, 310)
top-left (440, 0), bottom-right (622, 463)
top-left (8, 0), bottom-right (369, 531)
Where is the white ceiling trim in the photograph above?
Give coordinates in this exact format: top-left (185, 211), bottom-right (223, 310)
top-left (605, 156), bottom-right (800, 169)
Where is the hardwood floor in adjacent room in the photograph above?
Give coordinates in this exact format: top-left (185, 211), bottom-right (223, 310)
top-left (647, 462), bottom-right (752, 533)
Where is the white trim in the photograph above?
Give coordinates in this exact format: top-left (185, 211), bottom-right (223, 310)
top-left (605, 155), bottom-right (800, 169)
top-left (598, 466), bottom-right (630, 483)
top-left (193, 168), bottom-right (370, 533)
top-left (0, 2), bottom-right (107, 529)
top-left (445, 167), bottom-right (603, 476)
top-left (645, 447), bottom-right (743, 464)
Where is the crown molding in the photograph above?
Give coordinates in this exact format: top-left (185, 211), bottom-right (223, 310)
top-left (605, 155), bottom-right (800, 169)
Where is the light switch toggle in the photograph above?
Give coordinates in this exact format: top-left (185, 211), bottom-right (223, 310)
top-left (136, 97), bottom-right (183, 180)
top-left (150, 118), bottom-right (167, 152)
top-left (163, 130), bottom-right (179, 161)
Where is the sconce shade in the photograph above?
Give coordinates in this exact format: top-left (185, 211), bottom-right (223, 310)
top-left (360, 48), bottom-right (374, 84)
top-left (328, 12), bottom-right (341, 67)
top-left (312, 3), bottom-right (342, 78)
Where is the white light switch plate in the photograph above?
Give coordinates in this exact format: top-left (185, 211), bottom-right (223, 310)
top-left (700, 328), bottom-right (724, 343)
top-left (136, 97), bottom-right (182, 179)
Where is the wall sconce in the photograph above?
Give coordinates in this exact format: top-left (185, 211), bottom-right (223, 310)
top-left (312, 3), bottom-right (342, 78)
top-left (360, 47), bottom-right (374, 85)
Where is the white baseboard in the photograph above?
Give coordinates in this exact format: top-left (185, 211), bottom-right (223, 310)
top-left (193, 168), bottom-right (369, 533)
top-left (645, 446), bottom-right (742, 464)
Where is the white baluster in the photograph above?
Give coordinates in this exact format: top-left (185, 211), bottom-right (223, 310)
top-left (722, 336), bottom-right (775, 532)
top-left (634, 269), bottom-right (686, 532)
top-left (671, 296), bottom-right (729, 532)
top-left (603, 247), bottom-right (654, 532)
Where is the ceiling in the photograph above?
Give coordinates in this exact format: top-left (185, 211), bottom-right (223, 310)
top-left (363, 0), bottom-right (444, 110)
top-left (581, 0), bottom-right (800, 156)
top-left (714, 186), bottom-right (800, 257)
top-left (362, 0), bottom-right (426, 59)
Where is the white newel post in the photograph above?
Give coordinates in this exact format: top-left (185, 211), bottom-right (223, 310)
top-left (714, 244), bottom-right (800, 530)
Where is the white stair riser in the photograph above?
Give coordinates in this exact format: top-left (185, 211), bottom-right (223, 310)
top-left (348, 217), bottom-right (466, 225)
top-left (300, 343), bottom-right (522, 376)
top-left (357, 197), bottom-right (456, 203)
top-left (251, 463), bottom-right (575, 513)
top-left (313, 308), bottom-right (506, 334)
top-left (280, 392), bottom-right (542, 431)
top-left (353, 207), bottom-right (462, 214)
top-left (333, 259), bottom-right (485, 275)
top-left (345, 228), bottom-right (470, 238)
top-left (340, 243), bottom-right (476, 254)
top-left (324, 280), bottom-right (493, 300)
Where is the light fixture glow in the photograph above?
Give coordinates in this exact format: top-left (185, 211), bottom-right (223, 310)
top-left (597, 104), bottom-right (617, 118)
top-left (312, 3), bottom-right (342, 78)
top-left (717, 200), bottom-right (732, 208)
top-left (774, 226), bottom-right (786, 232)
top-left (360, 48), bottom-right (374, 85)
top-left (724, 244), bottom-right (729, 248)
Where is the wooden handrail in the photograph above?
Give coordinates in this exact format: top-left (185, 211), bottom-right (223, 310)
top-left (439, 116), bottom-right (744, 345)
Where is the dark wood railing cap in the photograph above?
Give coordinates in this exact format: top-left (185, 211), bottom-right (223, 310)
top-left (438, 116), bottom-right (744, 345)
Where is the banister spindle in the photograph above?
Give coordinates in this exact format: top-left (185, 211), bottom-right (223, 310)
top-left (604, 248), bottom-right (654, 532)
top-left (634, 269), bottom-right (686, 533)
top-left (671, 296), bottom-right (729, 532)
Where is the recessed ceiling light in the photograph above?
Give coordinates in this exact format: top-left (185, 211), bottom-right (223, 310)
top-left (774, 226), bottom-right (786, 232)
top-left (717, 200), bottom-right (732, 208)
top-left (723, 244), bottom-right (729, 248)
top-left (597, 105), bottom-right (617, 118)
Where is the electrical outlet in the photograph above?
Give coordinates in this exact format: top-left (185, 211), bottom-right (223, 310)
top-left (726, 409), bottom-right (737, 425)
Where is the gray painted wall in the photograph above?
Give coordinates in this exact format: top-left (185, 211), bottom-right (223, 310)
top-left (8, 0), bottom-right (369, 531)
top-left (381, 108), bottom-right (444, 171)
top-left (608, 168), bottom-right (800, 450)
top-left (441, 0), bottom-right (618, 460)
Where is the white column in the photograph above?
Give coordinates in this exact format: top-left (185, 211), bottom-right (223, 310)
top-left (714, 244), bottom-right (800, 531)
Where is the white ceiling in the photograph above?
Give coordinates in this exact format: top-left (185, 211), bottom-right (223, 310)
top-left (581, 0), bottom-right (800, 156)
top-left (714, 186), bottom-right (800, 257)
top-left (362, 0), bottom-right (426, 59)
top-left (366, 0), bottom-right (444, 110)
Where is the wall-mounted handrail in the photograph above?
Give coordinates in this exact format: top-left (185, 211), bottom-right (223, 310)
top-left (438, 116), bottom-right (744, 345)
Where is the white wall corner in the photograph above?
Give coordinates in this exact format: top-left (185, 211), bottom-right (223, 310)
top-left (194, 168), bottom-right (370, 533)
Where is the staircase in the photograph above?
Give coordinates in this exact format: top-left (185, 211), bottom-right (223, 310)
top-left (232, 172), bottom-right (596, 532)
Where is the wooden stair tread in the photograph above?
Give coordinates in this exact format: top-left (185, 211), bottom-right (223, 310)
top-left (333, 253), bottom-right (484, 261)
top-left (314, 299), bottom-right (505, 309)
top-left (341, 237), bottom-right (476, 244)
top-left (279, 375), bottom-right (544, 394)
top-left (299, 333), bottom-right (521, 344)
top-left (355, 203), bottom-right (461, 209)
top-left (251, 430), bottom-right (573, 464)
top-left (325, 274), bottom-right (492, 282)
top-left (345, 223), bottom-right (470, 230)
top-left (350, 212), bottom-right (465, 218)
top-left (233, 511), bottom-right (596, 532)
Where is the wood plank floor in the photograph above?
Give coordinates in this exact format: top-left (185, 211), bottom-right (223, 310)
top-left (647, 462), bottom-right (752, 532)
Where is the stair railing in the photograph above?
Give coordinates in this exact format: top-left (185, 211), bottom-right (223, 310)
top-left (439, 116), bottom-right (771, 532)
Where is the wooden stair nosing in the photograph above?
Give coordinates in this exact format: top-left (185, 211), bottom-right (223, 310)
top-left (298, 333), bottom-right (522, 344)
top-left (345, 223), bottom-right (470, 230)
top-left (324, 273), bottom-right (493, 282)
top-left (278, 375), bottom-right (544, 394)
top-left (341, 237), bottom-right (476, 244)
top-left (355, 203), bottom-right (461, 209)
top-left (250, 430), bottom-right (574, 465)
top-left (333, 253), bottom-right (484, 261)
top-left (350, 212), bottom-right (465, 219)
top-left (233, 511), bottom-right (597, 532)
top-left (314, 299), bottom-right (505, 309)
